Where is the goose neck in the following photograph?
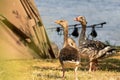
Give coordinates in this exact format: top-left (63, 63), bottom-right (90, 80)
top-left (63, 25), bottom-right (69, 47)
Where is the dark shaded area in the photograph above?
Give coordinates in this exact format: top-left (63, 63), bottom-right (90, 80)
top-left (0, 15), bottom-right (29, 43)
top-left (80, 57), bottom-right (120, 72)
top-left (99, 58), bottom-right (120, 72)
top-left (0, 15), bottom-right (55, 59)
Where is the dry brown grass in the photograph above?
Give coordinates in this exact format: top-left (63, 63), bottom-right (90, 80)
top-left (0, 52), bottom-right (120, 80)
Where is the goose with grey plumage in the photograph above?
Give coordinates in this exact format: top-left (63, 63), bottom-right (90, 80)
top-left (74, 16), bottom-right (116, 72)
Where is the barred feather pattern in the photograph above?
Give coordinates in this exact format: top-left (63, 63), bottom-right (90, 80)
top-left (79, 40), bottom-right (116, 61)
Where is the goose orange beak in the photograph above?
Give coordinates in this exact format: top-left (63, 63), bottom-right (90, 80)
top-left (74, 17), bottom-right (79, 21)
top-left (54, 20), bottom-right (58, 23)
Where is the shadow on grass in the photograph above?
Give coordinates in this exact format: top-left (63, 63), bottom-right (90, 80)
top-left (78, 58), bottom-right (120, 72)
top-left (98, 58), bottom-right (120, 72)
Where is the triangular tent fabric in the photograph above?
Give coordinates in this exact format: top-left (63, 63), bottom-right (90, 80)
top-left (0, 0), bottom-right (55, 59)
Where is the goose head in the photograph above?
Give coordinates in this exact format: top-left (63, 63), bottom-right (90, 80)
top-left (74, 16), bottom-right (87, 26)
top-left (55, 20), bottom-right (68, 28)
top-left (55, 20), bottom-right (78, 49)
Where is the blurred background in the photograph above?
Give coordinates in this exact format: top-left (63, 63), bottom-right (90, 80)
top-left (35, 0), bottom-right (120, 49)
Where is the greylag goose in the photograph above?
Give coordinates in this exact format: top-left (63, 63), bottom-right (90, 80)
top-left (55, 20), bottom-right (80, 80)
top-left (74, 16), bottom-right (116, 72)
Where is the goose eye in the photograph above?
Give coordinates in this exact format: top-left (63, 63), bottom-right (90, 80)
top-left (81, 17), bottom-right (84, 20)
top-left (71, 43), bottom-right (73, 46)
top-left (60, 20), bottom-right (64, 22)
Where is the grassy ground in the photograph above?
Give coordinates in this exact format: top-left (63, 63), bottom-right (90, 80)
top-left (0, 53), bottom-right (120, 80)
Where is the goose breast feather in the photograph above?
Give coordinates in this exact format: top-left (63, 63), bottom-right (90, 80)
top-left (59, 45), bottom-right (80, 65)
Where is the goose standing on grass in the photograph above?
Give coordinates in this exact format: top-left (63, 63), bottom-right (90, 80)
top-left (74, 16), bottom-right (116, 72)
top-left (55, 20), bottom-right (80, 80)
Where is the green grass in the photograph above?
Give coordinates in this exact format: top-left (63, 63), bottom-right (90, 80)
top-left (0, 54), bottom-right (120, 80)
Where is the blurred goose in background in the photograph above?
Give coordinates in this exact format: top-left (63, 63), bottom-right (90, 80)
top-left (55, 20), bottom-right (80, 80)
top-left (74, 16), bottom-right (116, 72)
